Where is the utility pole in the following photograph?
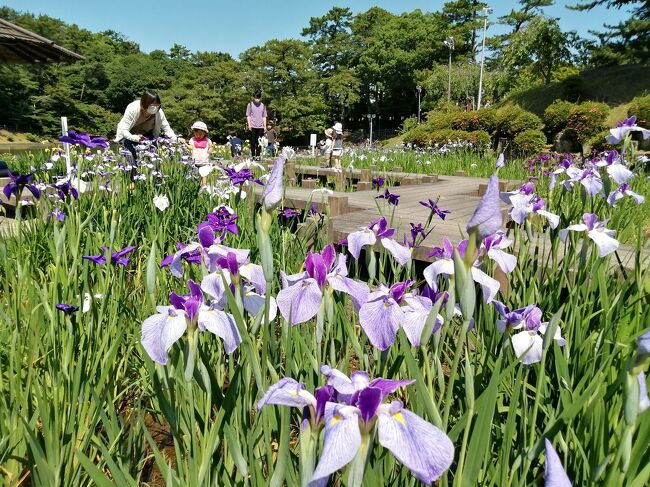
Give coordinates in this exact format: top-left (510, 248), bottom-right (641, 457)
top-left (416, 86), bottom-right (422, 124)
top-left (367, 113), bottom-right (376, 146)
top-left (477, 6), bottom-right (491, 110)
top-left (444, 36), bottom-right (454, 103)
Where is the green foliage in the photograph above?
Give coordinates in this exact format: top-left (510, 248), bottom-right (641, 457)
top-left (566, 101), bottom-right (610, 143)
top-left (450, 108), bottom-right (497, 132)
top-left (589, 130), bottom-right (616, 152)
top-left (512, 128), bottom-right (547, 156)
top-left (543, 99), bottom-right (575, 135)
top-left (400, 116), bottom-right (418, 135)
top-left (494, 104), bottom-right (543, 138)
top-left (627, 94), bottom-right (650, 127)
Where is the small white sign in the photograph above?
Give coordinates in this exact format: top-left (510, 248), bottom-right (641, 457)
top-left (309, 133), bottom-right (317, 147)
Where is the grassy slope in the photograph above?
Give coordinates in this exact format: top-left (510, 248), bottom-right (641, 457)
top-left (504, 65), bottom-right (650, 122)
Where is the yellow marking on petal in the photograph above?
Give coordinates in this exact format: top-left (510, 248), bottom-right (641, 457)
top-left (393, 412), bottom-right (406, 425)
top-left (330, 414), bottom-right (342, 426)
top-left (291, 390), bottom-right (299, 395)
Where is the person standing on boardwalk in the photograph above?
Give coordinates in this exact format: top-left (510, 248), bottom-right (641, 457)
top-left (115, 90), bottom-right (182, 163)
top-left (246, 92), bottom-right (267, 160)
top-left (330, 122), bottom-right (344, 168)
top-left (264, 123), bottom-right (279, 156)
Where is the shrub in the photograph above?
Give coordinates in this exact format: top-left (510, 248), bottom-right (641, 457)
top-left (627, 94), bottom-right (650, 127)
top-left (425, 111), bottom-right (456, 130)
top-left (543, 100), bottom-right (575, 136)
top-left (403, 124), bottom-right (435, 146)
top-left (561, 74), bottom-right (585, 102)
top-left (400, 116), bottom-right (418, 135)
top-left (25, 133), bottom-right (41, 143)
top-left (512, 129), bottom-right (547, 157)
top-left (566, 101), bottom-right (609, 144)
top-left (495, 105), bottom-right (543, 139)
top-left (589, 130), bottom-right (616, 153)
top-left (450, 108), bottom-right (497, 133)
top-left (429, 129), bottom-right (490, 149)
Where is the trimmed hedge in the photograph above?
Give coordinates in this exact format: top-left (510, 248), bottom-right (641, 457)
top-left (494, 105), bottom-right (543, 138)
top-left (627, 94), bottom-right (650, 128)
top-left (589, 130), bottom-right (616, 153)
top-left (512, 129), bottom-right (547, 157)
top-left (543, 100), bottom-right (575, 136)
top-left (565, 101), bottom-right (609, 144)
top-left (404, 127), bottom-right (490, 149)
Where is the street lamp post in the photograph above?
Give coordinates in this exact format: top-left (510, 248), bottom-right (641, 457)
top-left (416, 86), bottom-right (422, 124)
top-left (444, 36), bottom-right (454, 103)
top-left (367, 114), bottom-right (376, 146)
top-left (477, 6), bottom-right (491, 110)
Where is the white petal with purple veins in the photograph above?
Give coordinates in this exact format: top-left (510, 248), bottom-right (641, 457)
top-left (141, 307), bottom-right (187, 364)
top-left (243, 291), bottom-right (278, 322)
top-left (327, 274), bottom-right (369, 310)
top-left (470, 267), bottom-right (500, 303)
top-left (381, 238), bottom-right (412, 265)
top-left (402, 296), bottom-right (442, 346)
top-left (607, 163), bottom-right (634, 185)
top-left (487, 248), bottom-right (517, 273)
top-left (423, 259), bottom-right (454, 288)
top-left (587, 229), bottom-right (619, 257)
top-left (536, 209), bottom-right (560, 229)
top-left (359, 297), bottom-right (404, 350)
top-left (511, 330), bottom-right (543, 365)
top-left (347, 228), bottom-right (376, 259)
top-left (544, 439), bottom-right (572, 487)
top-left (257, 377), bottom-right (317, 409)
top-left (197, 307), bottom-right (241, 354)
top-left (276, 278), bottom-right (323, 325)
top-left (558, 224), bottom-right (588, 242)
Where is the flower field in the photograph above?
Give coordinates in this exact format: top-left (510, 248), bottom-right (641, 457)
top-left (1, 121), bottom-right (649, 486)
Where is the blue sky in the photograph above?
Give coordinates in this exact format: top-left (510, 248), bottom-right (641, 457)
top-left (2, 0), bottom-right (632, 56)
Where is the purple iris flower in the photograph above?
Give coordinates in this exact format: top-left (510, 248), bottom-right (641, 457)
top-left (467, 175), bottom-right (502, 241)
top-left (605, 116), bottom-right (650, 145)
top-left (2, 172), bottom-right (41, 200)
top-left (276, 245), bottom-right (369, 325)
top-left (82, 245), bottom-right (136, 267)
top-left (559, 213), bottom-right (619, 258)
top-left (372, 177), bottom-right (385, 189)
top-left (59, 130), bottom-right (109, 149)
top-left (141, 279), bottom-right (241, 364)
top-left (56, 303), bottom-right (79, 313)
top-left (358, 280), bottom-right (444, 349)
top-left (592, 150), bottom-right (634, 185)
top-left (224, 167), bottom-right (263, 186)
top-left (607, 182), bottom-right (645, 207)
top-left (407, 222), bottom-right (430, 248)
top-left (376, 188), bottom-right (400, 205)
top-left (502, 188), bottom-right (559, 229)
top-left (420, 198), bottom-right (451, 220)
top-left (424, 237), bottom-right (501, 303)
top-left (479, 232), bottom-right (517, 273)
top-left (544, 439), bottom-right (572, 487)
top-left (54, 180), bottom-right (79, 200)
top-left (279, 208), bottom-right (301, 218)
top-left (203, 211), bottom-right (239, 239)
top-left (161, 242), bottom-right (201, 269)
top-left (638, 330), bottom-right (650, 359)
top-left (347, 217), bottom-right (411, 265)
top-left (564, 166), bottom-right (602, 196)
top-left (47, 208), bottom-right (66, 222)
top-left (496, 153), bottom-right (505, 168)
top-left (492, 300), bottom-right (565, 365)
top-left (258, 365), bottom-right (454, 486)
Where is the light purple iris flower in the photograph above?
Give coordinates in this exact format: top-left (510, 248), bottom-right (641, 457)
top-left (316, 366), bottom-right (453, 486)
top-left (358, 280), bottom-right (443, 349)
top-left (277, 245), bottom-right (369, 325)
top-left (82, 245), bottom-right (136, 267)
top-left (544, 439), bottom-right (572, 487)
top-left (605, 116), bottom-right (650, 145)
top-left (467, 175), bottom-right (502, 240)
top-left (141, 279), bottom-right (241, 364)
top-left (492, 301), bottom-right (565, 365)
top-left (496, 153), bottom-right (505, 168)
top-left (201, 251), bottom-right (277, 322)
top-left (564, 166), bottom-right (602, 196)
top-left (262, 155), bottom-right (285, 210)
top-left (479, 232), bottom-right (517, 273)
top-left (593, 150), bottom-right (634, 185)
top-left (502, 183), bottom-right (559, 229)
top-left (638, 330), bottom-right (650, 358)
top-left (559, 213), bottom-right (619, 258)
top-left (346, 217), bottom-right (411, 265)
top-left (607, 182), bottom-right (645, 207)
top-left (424, 237), bottom-right (501, 303)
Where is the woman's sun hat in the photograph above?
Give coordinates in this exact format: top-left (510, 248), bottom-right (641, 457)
top-left (324, 128), bottom-right (334, 137)
top-left (332, 122), bottom-right (343, 134)
top-left (191, 121), bottom-right (209, 133)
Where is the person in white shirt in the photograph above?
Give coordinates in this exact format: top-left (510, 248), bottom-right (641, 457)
top-left (115, 90), bottom-right (184, 162)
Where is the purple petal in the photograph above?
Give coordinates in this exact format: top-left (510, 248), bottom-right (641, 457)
top-left (377, 402), bottom-right (454, 484)
top-left (356, 386), bottom-right (382, 424)
top-left (56, 303), bottom-right (80, 313)
top-left (544, 439), bottom-right (572, 487)
top-left (198, 224), bottom-right (216, 248)
top-left (82, 254), bottom-right (107, 265)
top-left (321, 245), bottom-right (336, 269)
top-left (638, 330), bottom-right (650, 358)
top-left (367, 378), bottom-right (415, 398)
top-left (314, 385), bottom-right (336, 422)
top-left (359, 296), bottom-right (403, 350)
top-left (140, 307), bottom-right (187, 364)
top-left (320, 365), bottom-right (355, 396)
top-left (276, 278), bottom-right (323, 325)
top-left (262, 155), bottom-right (285, 210)
top-left (467, 175), bottom-right (503, 240)
top-left (311, 404), bottom-right (361, 485)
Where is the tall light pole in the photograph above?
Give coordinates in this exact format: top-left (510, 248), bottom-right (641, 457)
top-left (444, 36), bottom-right (454, 103)
top-left (367, 114), bottom-right (376, 146)
top-left (477, 6), bottom-right (491, 110)
top-left (416, 86), bottom-right (422, 124)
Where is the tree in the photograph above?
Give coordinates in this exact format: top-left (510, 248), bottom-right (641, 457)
top-left (500, 17), bottom-right (578, 84)
top-left (499, 0), bottom-right (554, 34)
top-left (441, 1), bottom-right (488, 55)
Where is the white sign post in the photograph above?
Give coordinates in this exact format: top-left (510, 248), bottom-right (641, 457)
top-left (309, 133), bottom-right (317, 157)
top-left (60, 116), bottom-right (72, 177)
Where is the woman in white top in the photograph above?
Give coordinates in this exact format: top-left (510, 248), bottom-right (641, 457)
top-left (115, 90), bottom-right (183, 162)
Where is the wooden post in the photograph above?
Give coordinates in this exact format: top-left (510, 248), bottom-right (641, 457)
top-left (455, 170), bottom-right (467, 177)
top-left (302, 178), bottom-right (317, 189)
top-left (327, 195), bottom-right (349, 217)
top-left (357, 181), bottom-right (372, 191)
top-left (360, 168), bottom-right (371, 181)
top-left (285, 162), bottom-right (296, 180)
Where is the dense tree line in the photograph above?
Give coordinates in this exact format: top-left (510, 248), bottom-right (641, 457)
top-left (0, 1), bottom-right (645, 143)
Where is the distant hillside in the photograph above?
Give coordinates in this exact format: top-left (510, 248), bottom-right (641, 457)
top-left (504, 65), bottom-right (650, 117)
